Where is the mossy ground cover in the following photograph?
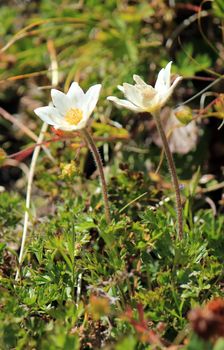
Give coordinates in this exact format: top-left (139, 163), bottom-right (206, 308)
top-left (0, 1), bottom-right (224, 349)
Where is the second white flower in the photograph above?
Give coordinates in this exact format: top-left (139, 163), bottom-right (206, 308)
top-left (107, 61), bottom-right (182, 113)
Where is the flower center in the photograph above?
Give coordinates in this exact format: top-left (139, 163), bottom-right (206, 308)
top-left (65, 108), bottom-right (83, 125)
top-left (142, 87), bottom-right (160, 112)
top-left (142, 86), bottom-right (157, 100)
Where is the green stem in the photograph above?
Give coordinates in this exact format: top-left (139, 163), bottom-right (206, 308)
top-left (81, 128), bottom-right (111, 224)
top-left (152, 111), bottom-right (183, 240)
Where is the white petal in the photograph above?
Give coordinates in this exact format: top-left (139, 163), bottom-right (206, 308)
top-left (51, 89), bottom-right (71, 114)
top-left (155, 61), bottom-right (174, 94)
top-left (107, 96), bottom-right (143, 112)
top-left (133, 74), bottom-right (147, 86)
top-left (53, 120), bottom-right (86, 132)
top-left (117, 85), bottom-right (125, 93)
top-left (154, 67), bottom-right (165, 92)
top-left (163, 61), bottom-right (172, 88)
top-left (34, 106), bottom-right (63, 126)
top-left (170, 75), bottom-right (182, 90)
top-left (66, 82), bottom-right (85, 107)
top-left (159, 76), bottom-right (182, 106)
top-left (123, 83), bottom-right (144, 107)
top-left (69, 118), bottom-right (88, 131)
top-left (83, 84), bottom-right (101, 118)
top-left (54, 124), bottom-right (74, 131)
top-left (57, 115), bottom-right (88, 132)
top-left (143, 94), bottom-right (161, 112)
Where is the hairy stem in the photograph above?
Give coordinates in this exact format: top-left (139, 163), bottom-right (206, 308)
top-left (81, 128), bottom-right (111, 223)
top-left (152, 111), bottom-right (183, 240)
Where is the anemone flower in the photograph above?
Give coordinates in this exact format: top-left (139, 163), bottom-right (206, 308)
top-left (34, 81), bottom-right (111, 224)
top-left (107, 61), bottom-right (182, 113)
top-left (34, 82), bottom-right (101, 131)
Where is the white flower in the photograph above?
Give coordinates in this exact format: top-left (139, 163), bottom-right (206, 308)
top-left (107, 61), bottom-right (182, 113)
top-left (34, 82), bottom-right (101, 131)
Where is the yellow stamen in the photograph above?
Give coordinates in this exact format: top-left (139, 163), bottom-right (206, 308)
top-left (65, 108), bottom-right (83, 125)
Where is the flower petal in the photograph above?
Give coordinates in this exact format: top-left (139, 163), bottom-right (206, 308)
top-left (57, 115), bottom-right (88, 131)
top-left (133, 74), bottom-right (147, 86)
top-left (66, 82), bottom-right (85, 107)
top-left (141, 87), bottom-right (160, 111)
top-left (122, 83), bottom-right (144, 107)
top-left (117, 85), bottom-right (125, 93)
top-left (107, 96), bottom-right (143, 112)
top-left (34, 106), bottom-right (63, 126)
top-left (83, 84), bottom-right (101, 118)
top-left (163, 61), bottom-right (172, 88)
top-left (159, 76), bottom-right (182, 106)
top-left (51, 89), bottom-right (71, 114)
top-left (69, 118), bottom-right (88, 131)
top-left (170, 76), bottom-right (182, 91)
top-left (155, 61), bottom-right (173, 94)
top-left (154, 67), bottom-right (165, 93)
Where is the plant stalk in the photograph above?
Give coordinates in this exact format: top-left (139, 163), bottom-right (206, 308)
top-left (81, 128), bottom-right (111, 224)
top-left (152, 111), bottom-right (183, 240)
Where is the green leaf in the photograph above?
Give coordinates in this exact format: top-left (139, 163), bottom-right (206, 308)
top-left (214, 338), bottom-right (224, 350)
top-left (115, 336), bottom-right (137, 350)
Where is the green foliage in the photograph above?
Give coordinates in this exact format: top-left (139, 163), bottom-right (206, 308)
top-left (0, 192), bottom-right (23, 230)
top-left (213, 339), bottom-right (224, 350)
top-left (213, 0), bottom-right (224, 18)
top-left (0, 0), bottom-right (159, 96)
top-left (173, 44), bottom-right (212, 77)
top-left (115, 336), bottom-right (137, 350)
top-left (1, 180), bottom-right (224, 348)
top-left (186, 334), bottom-right (212, 350)
top-left (0, 6), bottom-right (17, 37)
